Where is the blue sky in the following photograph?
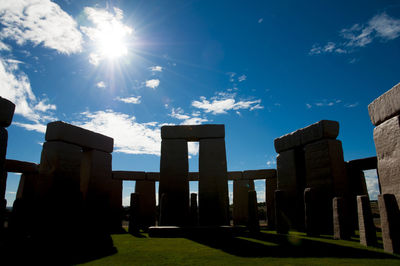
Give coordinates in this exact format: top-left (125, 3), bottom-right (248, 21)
top-left (1, 0), bottom-right (399, 206)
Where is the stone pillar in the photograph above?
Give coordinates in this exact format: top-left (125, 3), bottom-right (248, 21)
top-left (190, 193), bottom-right (198, 226)
top-left (248, 190), bottom-right (259, 232)
top-left (110, 178), bottom-right (122, 232)
top-left (233, 179), bottom-right (255, 225)
top-left (378, 194), bottom-right (400, 254)
top-left (199, 138), bottom-right (229, 226)
top-left (304, 187), bottom-right (319, 236)
top-left (266, 176), bottom-right (277, 228)
top-left (135, 180), bottom-right (156, 229)
top-left (0, 128), bottom-right (8, 229)
top-left (357, 195), bottom-right (377, 246)
top-left (159, 139), bottom-right (189, 225)
top-left (275, 190), bottom-right (288, 234)
top-left (129, 193), bottom-right (140, 234)
top-left (333, 197), bottom-right (350, 240)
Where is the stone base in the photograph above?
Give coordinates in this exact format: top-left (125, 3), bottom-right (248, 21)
top-left (148, 226), bottom-right (246, 238)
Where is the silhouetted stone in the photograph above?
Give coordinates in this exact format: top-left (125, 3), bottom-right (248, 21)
top-left (304, 187), bottom-right (319, 236)
top-left (368, 82), bottom-right (400, 126)
top-left (373, 115), bottom-right (400, 205)
top-left (227, 171), bottom-right (242, 180)
top-left (146, 172), bottom-right (160, 181)
top-left (112, 171), bottom-right (145, 180)
top-left (161, 124), bottom-right (225, 140)
top-left (109, 178), bottom-right (122, 232)
top-left (248, 190), bottom-right (259, 232)
top-left (266, 176), bottom-right (277, 228)
top-left (188, 172), bottom-right (199, 181)
top-left (129, 193), bottom-right (140, 234)
top-left (5, 159), bottom-right (38, 174)
top-left (0, 96), bottom-right (15, 127)
top-left (159, 139), bottom-right (189, 225)
top-left (275, 190), bottom-right (289, 234)
top-left (45, 121), bottom-right (113, 153)
top-left (199, 138), bottom-right (229, 226)
top-left (378, 194), bottom-right (400, 254)
top-left (135, 180), bottom-right (156, 229)
top-left (357, 195), bottom-right (377, 246)
top-left (190, 193), bottom-right (198, 226)
top-left (243, 169), bottom-right (277, 180)
top-left (333, 197), bottom-right (350, 240)
top-left (0, 127), bottom-right (8, 201)
top-left (233, 179), bottom-right (255, 225)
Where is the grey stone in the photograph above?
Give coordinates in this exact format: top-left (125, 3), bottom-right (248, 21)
top-left (374, 115), bottom-right (400, 205)
top-left (190, 193), bottom-right (198, 226)
top-left (129, 193), bottom-right (140, 234)
top-left (248, 190), bottom-right (259, 232)
top-left (159, 139), bottom-right (189, 225)
top-left (135, 180), bottom-right (156, 229)
top-left (266, 176), bottom-right (277, 228)
top-left (112, 171), bottom-right (145, 180)
top-left (368, 82), bottom-right (400, 126)
top-left (0, 97), bottom-right (15, 127)
top-left (233, 179), bottom-right (255, 225)
top-left (378, 194), bottom-right (400, 254)
top-left (243, 169), bottom-right (277, 180)
top-left (333, 197), bottom-right (350, 240)
top-left (199, 138), bottom-right (229, 226)
top-left (5, 159), bottom-right (38, 174)
top-left (357, 195), bottom-right (377, 246)
top-left (45, 121), bottom-right (114, 153)
top-left (274, 120), bottom-right (339, 153)
top-left (161, 124), bottom-right (225, 140)
top-left (347, 156), bottom-right (377, 171)
top-left (275, 190), bottom-right (289, 234)
top-left (304, 187), bottom-right (319, 236)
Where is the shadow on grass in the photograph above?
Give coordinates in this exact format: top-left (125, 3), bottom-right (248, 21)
top-left (187, 231), bottom-right (398, 259)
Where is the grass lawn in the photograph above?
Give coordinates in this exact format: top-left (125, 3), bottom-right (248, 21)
top-left (80, 229), bottom-right (400, 265)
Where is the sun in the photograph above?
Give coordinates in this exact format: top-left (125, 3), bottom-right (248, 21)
top-left (96, 23), bottom-right (131, 59)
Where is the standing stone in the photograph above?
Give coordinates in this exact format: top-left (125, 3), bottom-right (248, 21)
top-left (129, 193), bottom-right (140, 234)
top-left (0, 128), bottom-right (8, 206)
top-left (248, 190), bottom-right (259, 232)
top-left (266, 176), bottom-right (277, 228)
top-left (199, 138), bottom-right (229, 226)
top-left (304, 187), bottom-right (319, 236)
top-left (135, 180), bottom-right (156, 229)
top-left (368, 82), bottom-right (400, 126)
top-left (159, 139), bottom-right (189, 225)
top-left (190, 193), bottom-right (198, 226)
top-left (0, 97), bottom-right (15, 127)
top-left (373, 115), bottom-right (400, 205)
top-left (333, 197), bottom-right (350, 240)
top-left (275, 190), bottom-right (289, 234)
top-left (378, 194), bottom-right (400, 254)
top-left (110, 178), bottom-right (123, 232)
top-left (233, 179), bottom-right (255, 225)
top-left (357, 195), bottom-right (377, 246)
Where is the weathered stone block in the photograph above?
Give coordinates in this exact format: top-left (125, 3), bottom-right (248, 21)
top-left (274, 120), bottom-right (339, 153)
top-left (112, 171), bottom-right (145, 180)
top-left (368, 82), bottom-right (400, 126)
top-left (5, 159), bottom-right (38, 174)
top-left (188, 172), bottom-right (199, 181)
top-left (199, 138), bottom-right (229, 226)
top-left (161, 124), bottom-right (224, 141)
top-left (228, 171), bottom-right (243, 180)
top-left (0, 128), bottom-right (8, 200)
top-left (0, 97), bottom-right (15, 127)
top-left (304, 187), bottom-right (319, 236)
top-left (129, 193), bottom-right (140, 234)
top-left (190, 193), bottom-right (198, 226)
top-left (110, 178), bottom-right (122, 231)
top-left (243, 169), bottom-right (277, 180)
top-left (233, 179), bottom-right (255, 225)
top-left (333, 197), bottom-right (350, 240)
top-left (248, 190), bottom-right (259, 232)
top-left (373, 115), bottom-right (400, 205)
top-left (378, 194), bottom-right (400, 254)
top-left (357, 195), bottom-right (377, 246)
top-left (275, 190), bottom-right (289, 234)
top-left (266, 176), bottom-right (277, 228)
top-left (146, 172), bottom-right (160, 181)
top-left (159, 139), bottom-right (189, 225)
top-left (135, 180), bottom-right (156, 229)
top-left (45, 121), bottom-right (114, 153)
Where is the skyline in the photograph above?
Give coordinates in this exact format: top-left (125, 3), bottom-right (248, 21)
top-left (1, 0), bottom-right (400, 206)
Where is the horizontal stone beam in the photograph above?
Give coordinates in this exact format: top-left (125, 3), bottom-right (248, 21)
top-left (112, 171), bottom-right (145, 180)
top-left (5, 159), bottom-right (38, 174)
top-left (243, 169), bottom-right (277, 180)
top-left (347, 157), bottom-right (377, 171)
top-left (189, 172), bottom-right (199, 181)
top-left (274, 120), bottom-right (339, 153)
top-left (146, 172), bottom-right (160, 181)
top-left (0, 97), bottom-right (15, 128)
top-left (368, 82), bottom-right (400, 126)
top-left (161, 124), bottom-right (225, 141)
top-left (45, 121), bottom-right (114, 153)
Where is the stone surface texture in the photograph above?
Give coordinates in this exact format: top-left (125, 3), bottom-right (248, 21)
top-left (247, 190), bottom-right (259, 232)
top-left (0, 97), bottom-right (15, 127)
top-left (357, 195), bottom-right (377, 246)
top-left (243, 169), bottom-right (277, 180)
top-left (378, 194), bottom-right (400, 254)
top-left (135, 180), bottom-right (156, 228)
top-left (161, 124), bottom-right (224, 140)
top-left (266, 176), bottom-right (277, 228)
top-left (233, 179), bottom-right (255, 225)
top-left (368, 82), bottom-right (400, 126)
top-left (333, 197), bottom-right (350, 240)
top-left (112, 171), bottom-right (145, 180)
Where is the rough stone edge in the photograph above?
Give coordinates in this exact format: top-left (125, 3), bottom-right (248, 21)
top-left (368, 82), bottom-right (400, 126)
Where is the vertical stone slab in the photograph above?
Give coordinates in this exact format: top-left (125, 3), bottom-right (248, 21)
top-left (304, 187), bottom-right (319, 236)
top-left (190, 193), bottom-right (198, 226)
top-left (110, 178), bottom-right (122, 232)
top-left (357, 195), bottom-right (377, 246)
top-left (248, 190), bottom-right (259, 232)
top-left (378, 194), bottom-right (400, 254)
top-left (129, 193), bottom-right (140, 234)
top-left (159, 139), bottom-right (189, 225)
top-left (233, 179), bottom-right (255, 225)
top-left (266, 176), bottom-right (277, 228)
top-left (0, 128), bottom-right (8, 206)
top-left (135, 180), bottom-right (156, 229)
top-left (373, 115), bottom-right (400, 205)
top-left (199, 138), bottom-right (229, 226)
top-left (0, 97), bottom-right (15, 127)
top-left (275, 190), bottom-right (289, 234)
top-left (333, 197), bottom-right (350, 240)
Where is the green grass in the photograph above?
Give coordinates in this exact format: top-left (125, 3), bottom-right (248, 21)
top-left (80, 229), bottom-right (400, 266)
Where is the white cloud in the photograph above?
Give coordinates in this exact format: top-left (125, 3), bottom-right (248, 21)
top-left (150, 66), bottom-right (163, 72)
top-left (0, 41), bottom-right (10, 51)
top-left (192, 93), bottom-right (263, 115)
top-left (169, 107), bottom-right (208, 125)
top-left (364, 169), bottom-right (379, 200)
top-left (145, 79), bottom-right (160, 89)
top-left (115, 96), bottom-right (141, 104)
top-left (258, 18), bottom-right (263, 24)
top-left (310, 12), bottom-right (400, 55)
top-left (0, 0), bottom-right (83, 54)
top-left (345, 102), bottom-right (359, 108)
top-left (96, 81), bottom-right (106, 88)
top-left (306, 103), bottom-right (312, 109)
top-left (12, 122), bottom-right (46, 133)
top-left (238, 74), bottom-right (247, 82)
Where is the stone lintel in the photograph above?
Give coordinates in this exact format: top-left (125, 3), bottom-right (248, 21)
top-left (347, 157), bottom-right (377, 171)
top-left (189, 172), bottom-right (199, 181)
top-left (368, 82), bottom-right (400, 126)
top-left (112, 171), bottom-right (146, 180)
top-left (5, 159), bottom-right (38, 174)
top-left (243, 169), bottom-right (277, 180)
top-left (146, 172), bottom-right (160, 181)
top-left (45, 121), bottom-right (114, 153)
top-left (0, 97), bottom-right (15, 127)
top-left (161, 124), bottom-right (225, 140)
top-left (228, 171), bottom-right (243, 180)
top-left (274, 120), bottom-right (339, 153)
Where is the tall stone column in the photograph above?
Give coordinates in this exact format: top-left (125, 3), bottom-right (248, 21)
top-left (159, 139), bottom-right (189, 225)
top-left (199, 138), bottom-right (229, 226)
top-left (135, 180), bottom-right (156, 229)
top-left (266, 176), bottom-right (277, 228)
top-left (357, 195), bottom-right (377, 246)
top-left (378, 194), bottom-right (400, 254)
top-left (233, 179), bottom-right (255, 225)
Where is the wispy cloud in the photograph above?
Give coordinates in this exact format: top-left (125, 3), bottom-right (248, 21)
top-left (0, 0), bottom-right (83, 54)
top-left (115, 96), bottom-right (141, 104)
top-left (145, 79), bottom-right (160, 89)
top-left (96, 81), bottom-right (106, 88)
top-left (306, 99), bottom-right (359, 109)
top-left (258, 18), bottom-right (263, 24)
top-left (238, 74), bottom-right (247, 82)
top-left (169, 107), bottom-right (208, 125)
top-left (149, 65), bottom-right (163, 72)
top-left (192, 93), bottom-right (263, 115)
top-left (345, 102), bottom-right (359, 108)
top-left (364, 169), bottom-right (379, 200)
top-left (309, 12), bottom-right (400, 55)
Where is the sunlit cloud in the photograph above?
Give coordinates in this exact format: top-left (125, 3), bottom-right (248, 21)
top-left (238, 74), bottom-right (247, 82)
top-left (96, 81), bottom-right (106, 88)
top-left (146, 79), bottom-right (160, 89)
top-left (150, 66), bottom-right (163, 72)
top-left (169, 107), bottom-right (208, 125)
top-left (258, 18), bottom-right (264, 24)
top-left (364, 169), bottom-right (379, 200)
top-left (115, 96), bottom-right (141, 104)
